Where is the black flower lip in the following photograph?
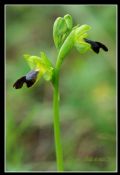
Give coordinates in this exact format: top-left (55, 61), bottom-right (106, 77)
top-left (84, 38), bottom-right (108, 54)
top-left (13, 70), bottom-right (39, 89)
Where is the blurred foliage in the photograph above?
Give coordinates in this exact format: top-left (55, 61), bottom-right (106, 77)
top-left (6, 5), bottom-right (116, 171)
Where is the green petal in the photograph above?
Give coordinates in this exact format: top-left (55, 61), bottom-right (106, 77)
top-left (74, 41), bottom-right (91, 54)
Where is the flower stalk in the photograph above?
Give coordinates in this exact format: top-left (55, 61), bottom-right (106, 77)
top-left (53, 68), bottom-right (64, 171)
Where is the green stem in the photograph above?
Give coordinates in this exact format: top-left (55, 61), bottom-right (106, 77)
top-left (53, 68), bottom-right (64, 171)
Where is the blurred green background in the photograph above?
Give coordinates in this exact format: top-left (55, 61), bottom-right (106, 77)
top-left (6, 5), bottom-right (116, 171)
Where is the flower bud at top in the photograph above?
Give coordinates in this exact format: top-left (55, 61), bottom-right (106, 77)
top-left (64, 14), bottom-right (73, 31)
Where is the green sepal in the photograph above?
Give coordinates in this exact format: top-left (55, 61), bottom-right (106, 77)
top-left (74, 24), bottom-right (91, 54)
top-left (40, 52), bottom-right (53, 67)
top-left (24, 55), bottom-right (43, 70)
top-left (40, 52), bottom-right (54, 81)
top-left (75, 24), bottom-right (91, 39)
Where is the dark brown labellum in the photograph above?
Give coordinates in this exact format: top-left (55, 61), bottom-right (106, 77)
top-left (13, 70), bottom-right (39, 89)
top-left (84, 38), bottom-right (108, 54)
top-left (13, 76), bottom-right (26, 89)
